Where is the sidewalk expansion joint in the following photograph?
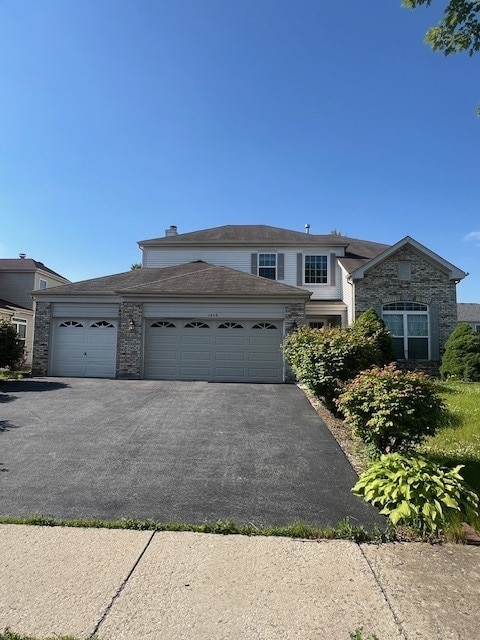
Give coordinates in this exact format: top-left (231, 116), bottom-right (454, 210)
top-left (89, 530), bottom-right (156, 639)
top-left (358, 543), bottom-right (409, 640)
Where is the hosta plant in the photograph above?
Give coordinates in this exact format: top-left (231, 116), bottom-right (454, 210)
top-left (353, 453), bottom-right (479, 535)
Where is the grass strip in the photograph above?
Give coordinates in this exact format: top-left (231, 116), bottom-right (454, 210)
top-left (0, 515), bottom-right (392, 543)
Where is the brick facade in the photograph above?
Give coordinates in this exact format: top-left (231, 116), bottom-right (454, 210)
top-left (31, 301), bottom-right (52, 376)
top-left (354, 245), bottom-right (458, 361)
top-left (116, 302), bottom-right (143, 379)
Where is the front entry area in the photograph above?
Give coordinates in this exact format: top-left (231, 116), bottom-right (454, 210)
top-left (144, 319), bottom-right (284, 382)
top-left (50, 319), bottom-right (118, 378)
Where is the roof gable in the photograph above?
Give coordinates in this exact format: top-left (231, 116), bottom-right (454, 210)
top-left (348, 236), bottom-right (467, 281)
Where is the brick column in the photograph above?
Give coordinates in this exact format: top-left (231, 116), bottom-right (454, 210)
top-left (32, 301), bottom-right (51, 376)
top-left (284, 302), bottom-right (307, 382)
top-left (116, 302), bottom-right (143, 379)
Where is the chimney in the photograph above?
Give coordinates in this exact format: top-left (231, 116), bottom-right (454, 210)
top-left (165, 225), bottom-right (178, 237)
top-left (305, 224), bottom-right (310, 234)
top-left (19, 253), bottom-right (26, 259)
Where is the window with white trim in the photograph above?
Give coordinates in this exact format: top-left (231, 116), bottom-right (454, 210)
top-left (258, 253), bottom-right (276, 280)
top-left (39, 279), bottom-right (48, 290)
top-left (304, 255), bottom-right (328, 284)
top-left (12, 317), bottom-right (27, 342)
top-left (382, 302), bottom-right (429, 360)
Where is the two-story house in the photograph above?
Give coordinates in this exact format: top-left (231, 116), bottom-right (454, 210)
top-left (0, 256), bottom-right (70, 367)
top-left (31, 225), bottom-right (466, 382)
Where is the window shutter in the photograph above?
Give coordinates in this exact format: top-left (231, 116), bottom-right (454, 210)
top-left (329, 254), bottom-right (337, 286)
top-left (429, 306), bottom-right (440, 360)
top-left (277, 253), bottom-right (285, 280)
top-left (251, 253), bottom-right (258, 275)
top-left (296, 253), bottom-right (303, 286)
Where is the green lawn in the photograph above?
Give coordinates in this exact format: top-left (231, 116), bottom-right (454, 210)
top-left (420, 381), bottom-right (480, 494)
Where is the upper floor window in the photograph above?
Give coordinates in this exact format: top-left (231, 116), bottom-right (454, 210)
top-left (12, 317), bottom-right (27, 341)
top-left (39, 279), bottom-right (48, 290)
top-left (258, 253), bottom-right (276, 280)
top-left (382, 302), bottom-right (429, 360)
top-left (304, 255), bottom-right (328, 284)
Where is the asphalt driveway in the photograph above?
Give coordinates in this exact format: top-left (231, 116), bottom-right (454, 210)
top-left (0, 378), bottom-right (381, 527)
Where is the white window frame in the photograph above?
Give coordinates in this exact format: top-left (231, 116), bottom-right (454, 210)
top-left (382, 302), bottom-right (430, 360)
top-left (258, 253), bottom-right (277, 280)
top-left (39, 279), bottom-right (48, 290)
top-left (12, 317), bottom-right (27, 342)
top-left (304, 254), bottom-right (328, 285)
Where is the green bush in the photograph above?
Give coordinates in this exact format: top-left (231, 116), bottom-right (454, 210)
top-left (336, 364), bottom-right (446, 456)
top-left (282, 326), bottom-right (382, 412)
top-left (0, 321), bottom-right (24, 369)
top-left (353, 308), bottom-right (396, 365)
top-left (440, 323), bottom-right (480, 381)
top-left (352, 453), bottom-right (480, 535)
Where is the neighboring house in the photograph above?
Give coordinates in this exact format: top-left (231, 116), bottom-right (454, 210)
top-left (31, 225), bottom-right (467, 382)
top-left (457, 303), bottom-right (480, 333)
top-left (0, 256), bottom-right (70, 367)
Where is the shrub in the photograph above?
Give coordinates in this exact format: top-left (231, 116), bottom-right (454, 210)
top-left (352, 453), bottom-right (480, 535)
top-left (353, 308), bottom-right (396, 365)
top-left (282, 326), bottom-right (382, 412)
top-left (336, 364), bottom-right (446, 456)
top-left (0, 321), bottom-right (24, 369)
top-left (440, 323), bottom-right (480, 381)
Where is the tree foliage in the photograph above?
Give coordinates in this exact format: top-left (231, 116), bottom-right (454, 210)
top-left (402, 0), bottom-right (480, 57)
top-left (130, 263), bottom-right (142, 270)
top-left (0, 321), bottom-right (25, 369)
top-left (440, 323), bottom-right (480, 380)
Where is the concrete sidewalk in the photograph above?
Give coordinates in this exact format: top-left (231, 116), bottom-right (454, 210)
top-left (0, 525), bottom-right (478, 640)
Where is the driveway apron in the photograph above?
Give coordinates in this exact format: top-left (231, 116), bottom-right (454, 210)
top-left (0, 378), bottom-right (381, 527)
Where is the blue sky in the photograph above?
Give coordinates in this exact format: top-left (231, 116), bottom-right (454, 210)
top-left (1, 0), bottom-right (479, 301)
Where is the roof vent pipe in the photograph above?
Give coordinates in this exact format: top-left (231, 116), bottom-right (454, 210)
top-left (305, 224), bottom-right (310, 234)
top-left (165, 225), bottom-right (178, 237)
top-left (19, 253), bottom-right (26, 259)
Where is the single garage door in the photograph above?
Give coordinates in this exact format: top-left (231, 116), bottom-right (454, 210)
top-left (144, 319), bottom-right (284, 382)
top-left (50, 319), bottom-right (117, 378)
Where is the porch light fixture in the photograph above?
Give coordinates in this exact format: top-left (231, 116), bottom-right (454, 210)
top-left (128, 319), bottom-right (135, 331)
top-left (291, 320), bottom-right (298, 331)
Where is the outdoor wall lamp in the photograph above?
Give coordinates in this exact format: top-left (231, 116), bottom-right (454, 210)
top-left (291, 320), bottom-right (298, 331)
top-left (128, 319), bottom-right (136, 331)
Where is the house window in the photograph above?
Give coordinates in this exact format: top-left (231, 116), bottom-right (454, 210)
top-left (309, 321), bottom-right (324, 330)
top-left (382, 302), bottom-right (429, 360)
top-left (304, 255), bottom-right (328, 284)
top-left (12, 317), bottom-right (27, 342)
top-left (258, 254), bottom-right (276, 280)
top-left (39, 279), bottom-right (48, 290)
top-left (475, 324), bottom-right (480, 334)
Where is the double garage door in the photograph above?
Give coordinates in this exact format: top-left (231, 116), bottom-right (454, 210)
top-left (50, 317), bottom-right (284, 382)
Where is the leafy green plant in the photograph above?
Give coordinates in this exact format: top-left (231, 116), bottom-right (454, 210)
top-left (440, 323), bottom-right (480, 381)
top-left (282, 326), bottom-right (382, 412)
top-left (353, 308), bottom-right (396, 365)
top-left (0, 321), bottom-right (24, 369)
top-left (352, 453), bottom-right (480, 535)
top-left (337, 364), bottom-right (447, 456)
top-left (349, 629), bottom-right (379, 640)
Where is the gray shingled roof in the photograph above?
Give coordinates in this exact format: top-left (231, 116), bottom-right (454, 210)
top-left (337, 237), bottom-right (390, 274)
top-left (458, 303), bottom-right (480, 322)
top-left (0, 298), bottom-right (30, 311)
top-left (33, 261), bottom-right (310, 298)
top-left (139, 225), bottom-right (352, 246)
top-left (0, 258), bottom-right (68, 280)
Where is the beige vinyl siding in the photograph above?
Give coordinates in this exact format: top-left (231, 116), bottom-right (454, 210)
top-left (339, 265), bottom-right (354, 324)
top-left (34, 271), bottom-right (70, 291)
top-left (0, 272), bottom-right (35, 310)
top-left (143, 302), bottom-right (285, 318)
top-left (52, 303), bottom-right (119, 317)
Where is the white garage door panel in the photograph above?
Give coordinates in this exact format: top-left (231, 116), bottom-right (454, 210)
top-left (50, 319), bottom-right (117, 378)
top-left (144, 319), bottom-right (284, 382)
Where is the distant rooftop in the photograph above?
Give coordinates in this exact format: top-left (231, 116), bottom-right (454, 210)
top-left (458, 303), bottom-right (480, 323)
top-left (0, 258), bottom-right (68, 280)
